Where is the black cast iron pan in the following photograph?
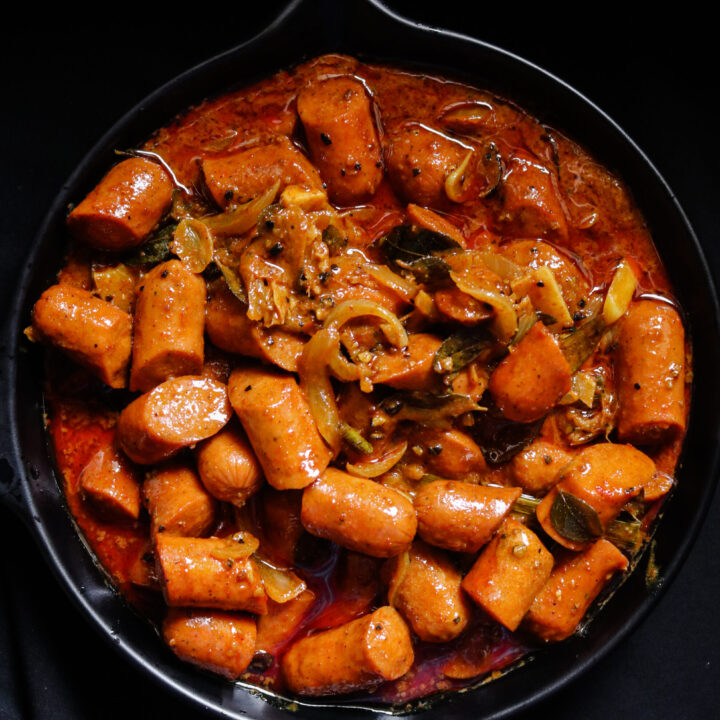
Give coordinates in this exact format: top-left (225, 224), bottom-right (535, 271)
top-left (1, 1), bottom-right (719, 718)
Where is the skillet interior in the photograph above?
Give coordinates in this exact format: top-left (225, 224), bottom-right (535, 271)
top-left (1, 1), bottom-right (719, 718)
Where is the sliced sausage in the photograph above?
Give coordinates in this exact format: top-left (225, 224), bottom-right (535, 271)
top-left (489, 322), bottom-right (572, 422)
top-left (536, 442), bottom-right (654, 551)
top-left (384, 122), bottom-right (467, 206)
top-left (206, 279), bottom-right (305, 372)
top-left (31, 283), bottom-right (132, 389)
top-left (461, 518), bottom-right (553, 631)
top-left (281, 606), bottom-right (413, 696)
top-left (414, 427), bottom-right (487, 478)
top-left (143, 463), bottom-right (216, 537)
top-left (228, 366), bottom-right (330, 490)
top-left (370, 333), bottom-right (442, 390)
top-left (130, 259), bottom-right (206, 392)
top-left (498, 150), bottom-right (568, 240)
top-left (67, 157), bottom-right (173, 251)
top-left (255, 588), bottom-right (316, 655)
top-left (414, 481), bottom-right (521, 553)
top-left (615, 299), bottom-right (686, 445)
top-left (510, 439), bottom-right (573, 495)
top-left (384, 540), bottom-right (470, 642)
top-left (163, 608), bottom-right (256, 680)
top-left (155, 534), bottom-right (267, 614)
top-left (117, 376), bottom-right (232, 465)
top-left (297, 76), bottom-right (382, 205)
top-left (301, 468), bottom-right (416, 558)
top-left (79, 438), bottom-right (141, 522)
top-left (202, 137), bottom-right (322, 209)
top-left (525, 538), bottom-right (628, 642)
top-left (195, 422), bottom-right (263, 507)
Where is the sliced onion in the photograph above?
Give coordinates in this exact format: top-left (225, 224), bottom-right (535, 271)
top-left (346, 440), bottom-right (408, 478)
top-left (365, 263), bottom-right (418, 302)
top-left (324, 299), bottom-right (408, 349)
top-left (445, 150), bottom-right (475, 203)
top-left (208, 532), bottom-right (260, 563)
top-left (386, 550), bottom-right (410, 608)
top-left (255, 555), bottom-right (307, 604)
top-left (171, 218), bottom-right (213, 273)
top-left (475, 252), bottom-right (523, 281)
top-left (203, 180), bottom-right (280, 236)
top-left (451, 271), bottom-right (517, 342)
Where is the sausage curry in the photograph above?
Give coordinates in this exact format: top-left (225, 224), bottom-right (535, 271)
top-left (28, 54), bottom-right (690, 705)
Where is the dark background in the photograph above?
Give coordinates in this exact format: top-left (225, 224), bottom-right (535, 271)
top-left (1, 2), bottom-right (718, 718)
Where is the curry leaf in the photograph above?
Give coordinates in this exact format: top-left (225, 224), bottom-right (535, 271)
top-left (380, 224), bottom-right (461, 266)
top-left (124, 223), bottom-right (175, 266)
top-left (550, 490), bottom-right (603, 543)
top-left (433, 327), bottom-right (496, 374)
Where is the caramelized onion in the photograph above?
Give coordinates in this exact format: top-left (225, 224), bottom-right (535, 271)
top-left (346, 440), bottom-right (408, 478)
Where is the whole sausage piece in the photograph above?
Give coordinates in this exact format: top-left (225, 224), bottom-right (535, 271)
top-left (297, 76), bottom-right (382, 205)
top-left (202, 137), bottom-right (322, 209)
top-left (384, 122), bottom-right (468, 206)
top-left (155, 534), bottom-right (267, 614)
top-left (524, 538), bottom-right (628, 642)
top-left (281, 606), bottom-right (414, 696)
top-left (414, 481), bottom-right (521, 553)
top-left (163, 608), bottom-right (256, 680)
top-left (143, 463), bottom-right (216, 537)
top-left (195, 422), bottom-right (263, 507)
top-left (206, 279), bottom-right (305, 372)
top-left (31, 284), bottom-right (132, 389)
top-left (536, 442), bottom-right (655, 551)
top-left (301, 468), bottom-right (416, 558)
top-left (489, 321), bottom-right (572, 423)
top-left (384, 540), bottom-right (470, 642)
top-left (228, 366), bottom-right (330, 490)
top-left (130, 260), bottom-right (206, 392)
top-left (461, 518), bottom-right (554, 632)
top-left (510, 439), bottom-right (573, 495)
top-left (79, 438), bottom-right (141, 522)
top-left (117, 376), bottom-right (232, 465)
top-left (615, 299), bottom-right (686, 445)
top-left (67, 157), bottom-right (173, 251)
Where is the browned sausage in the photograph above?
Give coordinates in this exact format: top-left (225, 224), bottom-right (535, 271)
top-left (370, 333), bottom-right (442, 390)
top-left (117, 376), bottom-right (232, 464)
top-left (301, 468), bottom-right (416, 558)
top-left (384, 540), bottom-right (470, 642)
top-left (461, 518), bottom-right (553, 631)
top-left (489, 322), bottom-right (572, 422)
top-left (414, 481), bottom-right (521, 553)
top-left (129, 260), bottom-right (206, 392)
top-left (615, 300), bottom-right (686, 445)
top-left (414, 427), bottom-right (487, 478)
top-left (281, 606), bottom-right (414, 696)
top-left (524, 538), bottom-right (628, 642)
top-left (510, 439), bottom-right (573, 495)
top-left (498, 150), bottom-right (568, 240)
top-left (143, 464), bottom-right (216, 537)
top-left (297, 76), bottom-right (382, 205)
top-left (31, 284), bottom-right (132, 388)
top-left (536, 443), bottom-right (654, 551)
top-left (155, 534), bottom-right (267, 614)
top-left (206, 279), bottom-right (305, 372)
top-left (163, 608), bottom-right (256, 680)
top-left (384, 122), bottom-right (467, 206)
top-left (195, 422), bottom-right (263, 507)
top-left (228, 366), bottom-right (330, 490)
top-left (255, 589), bottom-right (316, 655)
top-left (79, 437), bottom-right (141, 522)
top-left (67, 157), bottom-right (173, 251)
top-left (202, 137), bottom-right (322, 208)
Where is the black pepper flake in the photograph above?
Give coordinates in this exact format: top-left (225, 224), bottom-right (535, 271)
top-left (573, 312), bottom-right (584, 322)
top-left (265, 219), bottom-right (274, 230)
top-left (544, 455), bottom-right (552, 465)
top-left (578, 299), bottom-right (586, 308)
top-left (634, 382), bottom-right (641, 390)
top-left (427, 444), bottom-right (443, 456)
top-left (340, 168), bottom-right (346, 176)
top-left (412, 168), bottom-right (421, 176)
top-left (375, 624), bottom-right (383, 631)
top-left (245, 385), bottom-right (252, 392)
top-left (158, 525), bottom-right (166, 533)
top-left (161, 270), bottom-right (169, 279)
top-left (536, 281), bottom-right (545, 288)
top-left (139, 285), bottom-right (145, 292)
top-left (320, 132), bottom-right (332, 145)
top-left (375, 161), bottom-right (382, 168)
top-left (268, 242), bottom-right (284, 256)
top-left (224, 189), bottom-right (234, 201)
top-left (142, 553), bottom-right (154, 564)
top-left (354, 162), bottom-right (362, 171)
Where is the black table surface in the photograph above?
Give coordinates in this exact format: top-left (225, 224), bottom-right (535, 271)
top-left (1, 4), bottom-right (718, 719)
